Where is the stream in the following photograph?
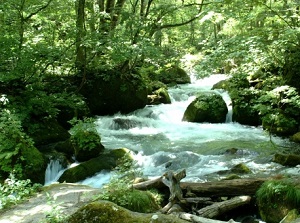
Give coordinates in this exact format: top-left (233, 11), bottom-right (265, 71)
top-left (46, 74), bottom-right (300, 187)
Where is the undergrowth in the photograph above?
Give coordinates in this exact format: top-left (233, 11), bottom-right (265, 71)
top-left (0, 173), bottom-right (42, 210)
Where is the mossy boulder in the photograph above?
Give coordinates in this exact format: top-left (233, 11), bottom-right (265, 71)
top-left (66, 200), bottom-right (188, 223)
top-left (148, 87), bottom-right (171, 105)
top-left (157, 65), bottom-right (190, 84)
top-left (256, 180), bottom-right (300, 223)
top-left (71, 130), bottom-right (105, 162)
top-left (58, 148), bottom-right (132, 183)
top-left (182, 92), bottom-right (228, 123)
top-left (56, 101), bottom-right (90, 130)
top-left (273, 153), bottom-right (300, 167)
top-left (101, 189), bottom-right (160, 213)
top-left (212, 79), bottom-right (231, 91)
top-left (230, 163), bottom-right (252, 174)
top-left (281, 209), bottom-right (299, 223)
top-left (21, 145), bottom-right (47, 184)
top-left (110, 118), bottom-right (142, 130)
top-left (291, 132), bottom-right (300, 143)
top-left (38, 138), bottom-right (74, 158)
top-left (27, 118), bottom-right (70, 147)
top-left (80, 71), bottom-right (148, 115)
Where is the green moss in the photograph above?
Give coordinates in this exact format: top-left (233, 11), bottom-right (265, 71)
top-left (223, 174), bottom-right (241, 180)
top-left (182, 92), bottom-right (228, 123)
top-left (104, 189), bottom-right (160, 213)
top-left (231, 163), bottom-right (252, 174)
top-left (21, 145), bottom-right (46, 184)
top-left (291, 132), bottom-right (300, 143)
top-left (154, 88), bottom-right (171, 104)
top-left (66, 200), bottom-right (188, 223)
top-left (72, 130), bottom-right (105, 162)
top-left (256, 180), bottom-right (300, 223)
top-left (58, 155), bottom-right (116, 183)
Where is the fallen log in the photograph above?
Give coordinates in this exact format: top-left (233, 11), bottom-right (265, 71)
top-left (161, 169), bottom-right (187, 214)
top-left (197, 196), bottom-right (252, 218)
top-left (179, 213), bottom-right (239, 223)
top-left (133, 176), bottom-right (164, 190)
top-left (180, 178), bottom-right (267, 197)
top-left (133, 177), bottom-right (267, 196)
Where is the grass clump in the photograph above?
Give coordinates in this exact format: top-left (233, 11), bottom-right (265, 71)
top-left (97, 155), bottom-right (162, 213)
top-left (256, 179), bottom-right (300, 223)
top-left (0, 173), bottom-right (42, 210)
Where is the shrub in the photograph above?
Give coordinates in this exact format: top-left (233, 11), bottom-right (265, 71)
top-left (97, 155), bottom-right (162, 213)
top-left (256, 180), bottom-right (300, 223)
top-left (69, 118), bottom-right (104, 161)
top-left (0, 173), bottom-right (42, 210)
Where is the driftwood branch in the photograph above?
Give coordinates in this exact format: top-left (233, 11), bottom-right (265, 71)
top-left (179, 213), bottom-right (238, 223)
top-left (133, 175), bottom-right (266, 221)
top-left (133, 177), bottom-right (267, 197)
top-left (161, 169), bottom-right (186, 213)
top-left (180, 178), bottom-right (267, 197)
top-left (133, 176), bottom-right (164, 190)
top-left (197, 196), bottom-right (252, 218)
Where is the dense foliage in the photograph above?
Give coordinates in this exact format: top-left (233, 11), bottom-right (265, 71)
top-left (0, 0), bottom-right (300, 181)
top-left (0, 174), bottom-right (42, 210)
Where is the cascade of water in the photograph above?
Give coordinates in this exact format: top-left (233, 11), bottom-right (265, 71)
top-left (92, 74), bottom-right (298, 183)
top-left (44, 160), bottom-right (65, 185)
top-left (215, 90), bottom-right (233, 123)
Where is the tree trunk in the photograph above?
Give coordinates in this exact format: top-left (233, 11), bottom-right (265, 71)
top-left (75, 0), bottom-right (86, 72)
top-left (197, 196), bottom-right (252, 218)
top-left (179, 213), bottom-right (239, 223)
top-left (134, 177), bottom-right (267, 197)
top-left (180, 178), bottom-right (267, 197)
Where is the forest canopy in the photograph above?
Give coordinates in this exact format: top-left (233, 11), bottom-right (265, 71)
top-left (0, 0), bottom-right (300, 181)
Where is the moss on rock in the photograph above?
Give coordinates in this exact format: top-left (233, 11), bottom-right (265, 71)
top-left (148, 87), bottom-right (171, 105)
top-left (21, 145), bottom-right (47, 184)
top-left (291, 132), bottom-right (300, 143)
top-left (80, 70), bottom-right (148, 115)
top-left (27, 118), bottom-right (70, 147)
top-left (273, 153), bottom-right (300, 167)
top-left (256, 180), bottom-right (300, 223)
top-left (231, 163), bottom-right (252, 174)
top-left (182, 92), bottom-right (228, 123)
top-left (157, 65), bottom-right (190, 84)
top-left (71, 130), bottom-right (105, 162)
top-left (58, 149), bottom-right (132, 183)
top-left (66, 200), bottom-right (188, 223)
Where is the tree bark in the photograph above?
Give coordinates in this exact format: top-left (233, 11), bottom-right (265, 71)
top-left (197, 196), bottom-right (252, 218)
top-left (180, 178), bottom-right (267, 197)
top-left (75, 0), bottom-right (86, 72)
top-left (179, 213), bottom-right (238, 223)
top-left (161, 169), bottom-right (187, 213)
top-left (133, 177), bottom-right (267, 197)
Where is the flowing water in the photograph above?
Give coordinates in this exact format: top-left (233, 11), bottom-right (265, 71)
top-left (45, 74), bottom-right (299, 186)
top-left (91, 74), bottom-right (299, 184)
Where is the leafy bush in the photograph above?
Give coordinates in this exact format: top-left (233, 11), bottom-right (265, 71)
top-left (256, 180), bottom-right (300, 223)
top-left (254, 85), bottom-right (300, 135)
top-left (69, 118), bottom-right (104, 161)
top-left (97, 155), bottom-right (162, 213)
top-left (0, 109), bottom-right (36, 178)
top-left (0, 173), bottom-right (42, 210)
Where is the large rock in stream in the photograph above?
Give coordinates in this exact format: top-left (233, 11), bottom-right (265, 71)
top-left (182, 92), bottom-right (228, 123)
top-left (80, 71), bottom-right (148, 115)
top-left (66, 200), bottom-right (188, 223)
top-left (58, 148), bottom-right (131, 183)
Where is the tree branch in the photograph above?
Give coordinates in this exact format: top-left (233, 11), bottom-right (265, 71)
top-left (24, 0), bottom-right (53, 21)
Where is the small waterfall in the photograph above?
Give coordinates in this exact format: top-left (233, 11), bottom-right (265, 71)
top-left (215, 90), bottom-right (233, 123)
top-left (44, 160), bottom-right (65, 185)
top-left (222, 91), bottom-right (233, 123)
